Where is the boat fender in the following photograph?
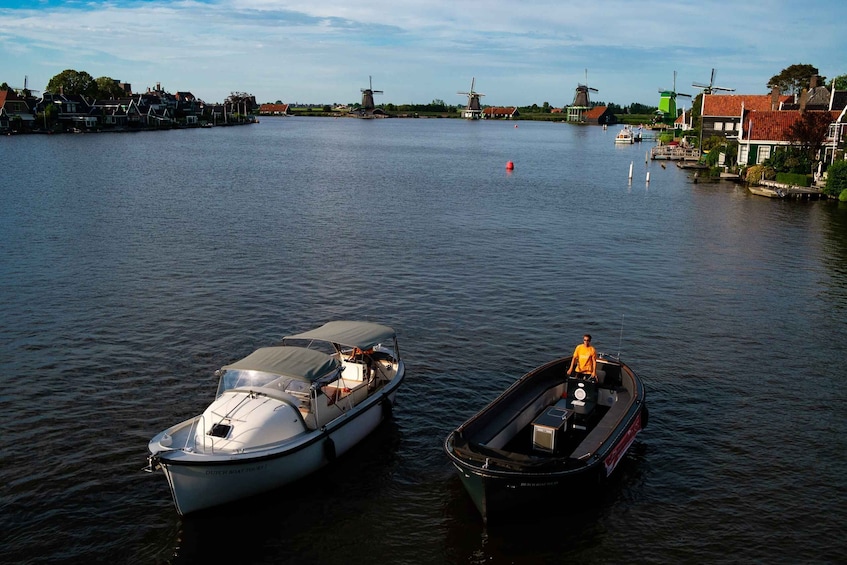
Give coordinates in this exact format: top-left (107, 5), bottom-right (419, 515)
top-left (324, 437), bottom-right (336, 461)
top-left (381, 397), bottom-right (393, 419)
top-left (641, 405), bottom-right (649, 429)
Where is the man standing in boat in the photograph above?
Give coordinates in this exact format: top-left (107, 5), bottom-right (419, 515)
top-left (566, 334), bottom-right (597, 381)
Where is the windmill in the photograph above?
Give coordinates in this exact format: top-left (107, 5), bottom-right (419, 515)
top-left (458, 77), bottom-right (485, 119)
top-left (360, 76), bottom-right (383, 111)
top-left (9, 75), bottom-right (40, 96)
top-left (567, 69), bottom-right (597, 123)
top-left (573, 69), bottom-right (598, 107)
top-left (692, 68), bottom-right (735, 95)
top-left (657, 71), bottom-right (691, 126)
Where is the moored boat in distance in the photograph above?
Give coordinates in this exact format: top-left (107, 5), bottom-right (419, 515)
top-left (444, 353), bottom-right (647, 522)
top-left (615, 126), bottom-right (634, 144)
top-left (146, 320), bottom-right (405, 515)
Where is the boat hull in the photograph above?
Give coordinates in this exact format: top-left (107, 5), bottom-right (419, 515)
top-left (449, 407), bottom-right (645, 520)
top-left (156, 387), bottom-right (400, 515)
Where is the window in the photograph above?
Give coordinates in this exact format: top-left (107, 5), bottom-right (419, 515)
top-left (739, 146), bottom-right (749, 164)
top-left (756, 146), bottom-right (771, 164)
top-left (714, 122), bottom-right (724, 131)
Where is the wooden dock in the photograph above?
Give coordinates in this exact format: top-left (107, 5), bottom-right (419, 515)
top-left (650, 145), bottom-right (701, 161)
top-left (754, 180), bottom-right (825, 200)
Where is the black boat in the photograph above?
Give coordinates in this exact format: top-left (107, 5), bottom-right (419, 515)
top-left (444, 354), bottom-right (647, 522)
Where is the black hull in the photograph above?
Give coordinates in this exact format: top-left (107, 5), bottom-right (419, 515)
top-left (444, 356), bottom-right (646, 522)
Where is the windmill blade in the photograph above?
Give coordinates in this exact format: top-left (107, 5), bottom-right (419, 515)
top-left (709, 68), bottom-right (716, 87)
top-left (589, 87), bottom-right (598, 92)
top-left (712, 85), bottom-right (735, 92)
top-left (677, 92), bottom-right (692, 98)
top-left (691, 82), bottom-right (710, 89)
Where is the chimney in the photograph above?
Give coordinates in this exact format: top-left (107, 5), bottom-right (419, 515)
top-left (771, 85), bottom-right (779, 110)
top-left (800, 88), bottom-right (808, 112)
top-left (810, 75), bottom-right (818, 89)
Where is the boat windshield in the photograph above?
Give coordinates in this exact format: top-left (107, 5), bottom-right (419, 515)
top-left (216, 369), bottom-right (283, 397)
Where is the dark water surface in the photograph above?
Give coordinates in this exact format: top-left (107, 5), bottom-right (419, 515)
top-left (2, 118), bottom-right (846, 564)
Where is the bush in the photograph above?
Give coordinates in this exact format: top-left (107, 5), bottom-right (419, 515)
top-left (825, 160), bottom-right (847, 197)
top-left (839, 189), bottom-right (847, 202)
top-left (775, 172), bottom-right (811, 187)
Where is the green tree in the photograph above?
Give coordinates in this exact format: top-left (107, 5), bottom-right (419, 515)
top-left (832, 74), bottom-right (847, 90)
top-left (767, 64), bottom-right (825, 96)
top-left (94, 76), bottom-right (125, 99)
top-left (824, 159), bottom-right (847, 197)
top-left (0, 82), bottom-right (8, 91)
top-left (46, 69), bottom-right (98, 97)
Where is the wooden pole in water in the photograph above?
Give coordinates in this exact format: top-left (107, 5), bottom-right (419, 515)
top-left (629, 162), bottom-right (633, 180)
top-left (646, 171), bottom-right (651, 183)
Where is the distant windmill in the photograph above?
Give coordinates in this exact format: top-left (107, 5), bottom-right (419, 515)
top-left (657, 71), bottom-right (691, 125)
top-left (9, 75), bottom-right (40, 96)
top-left (692, 68), bottom-right (735, 95)
top-left (458, 77), bottom-right (485, 119)
top-left (360, 76), bottom-right (383, 110)
top-left (572, 69), bottom-right (598, 107)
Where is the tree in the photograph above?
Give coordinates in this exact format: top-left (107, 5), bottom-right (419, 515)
top-left (824, 160), bottom-right (847, 197)
top-left (94, 76), bottom-right (126, 99)
top-left (832, 74), bottom-right (847, 90)
top-left (767, 64), bottom-right (825, 96)
top-left (46, 69), bottom-right (98, 97)
top-left (787, 111), bottom-right (833, 166)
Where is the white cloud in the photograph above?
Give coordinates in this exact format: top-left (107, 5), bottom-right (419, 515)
top-left (1, 0), bottom-right (844, 105)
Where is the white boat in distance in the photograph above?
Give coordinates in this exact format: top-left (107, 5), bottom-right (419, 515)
top-left (615, 126), bottom-right (634, 144)
top-left (146, 321), bottom-right (405, 515)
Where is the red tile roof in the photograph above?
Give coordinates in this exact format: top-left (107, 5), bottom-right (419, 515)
top-left (703, 94), bottom-right (793, 116)
top-left (259, 103), bottom-right (289, 113)
top-left (483, 107), bottom-right (517, 115)
top-left (743, 110), bottom-right (840, 141)
top-left (584, 106), bottom-right (608, 119)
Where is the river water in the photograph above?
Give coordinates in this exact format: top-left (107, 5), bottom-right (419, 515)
top-left (1, 118), bottom-right (846, 564)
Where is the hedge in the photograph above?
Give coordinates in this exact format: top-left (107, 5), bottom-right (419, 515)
top-left (775, 172), bottom-right (811, 187)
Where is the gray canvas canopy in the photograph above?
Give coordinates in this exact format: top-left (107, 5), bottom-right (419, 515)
top-left (222, 346), bottom-right (340, 383)
top-left (284, 321), bottom-right (396, 351)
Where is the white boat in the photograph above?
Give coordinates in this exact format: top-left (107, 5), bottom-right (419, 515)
top-left (146, 320), bottom-right (405, 515)
top-left (615, 126), bottom-right (634, 144)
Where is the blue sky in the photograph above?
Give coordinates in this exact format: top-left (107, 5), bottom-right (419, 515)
top-left (1, 0), bottom-right (844, 107)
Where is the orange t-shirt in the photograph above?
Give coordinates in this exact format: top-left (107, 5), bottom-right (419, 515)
top-left (572, 344), bottom-right (596, 374)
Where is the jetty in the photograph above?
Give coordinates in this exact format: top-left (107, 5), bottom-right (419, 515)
top-left (650, 145), bottom-right (701, 161)
top-left (749, 180), bottom-right (825, 200)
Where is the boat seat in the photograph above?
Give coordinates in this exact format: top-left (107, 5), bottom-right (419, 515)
top-left (340, 360), bottom-right (366, 382)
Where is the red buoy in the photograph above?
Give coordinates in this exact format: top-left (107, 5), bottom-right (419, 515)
top-left (506, 161), bottom-right (514, 170)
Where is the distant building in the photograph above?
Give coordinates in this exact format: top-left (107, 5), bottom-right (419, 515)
top-left (259, 103), bottom-right (291, 116)
top-left (583, 105), bottom-right (616, 125)
top-left (483, 107), bottom-right (519, 119)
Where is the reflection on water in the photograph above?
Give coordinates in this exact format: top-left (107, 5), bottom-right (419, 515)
top-left (1, 119), bottom-right (846, 563)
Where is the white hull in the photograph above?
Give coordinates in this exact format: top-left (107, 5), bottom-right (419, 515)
top-left (159, 387), bottom-right (399, 515)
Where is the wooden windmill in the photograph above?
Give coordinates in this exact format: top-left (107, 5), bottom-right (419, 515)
top-left (657, 71), bottom-right (691, 125)
top-left (572, 70), bottom-right (598, 107)
top-left (360, 76), bottom-right (383, 110)
top-left (458, 77), bottom-right (485, 119)
top-left (567, 70), bottom-right (597, 122)
top-left (692, 68), bottom-right (735, 95)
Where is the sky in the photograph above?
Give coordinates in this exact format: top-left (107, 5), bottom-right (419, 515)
top-left (1, 0), bottom-right (844, 108)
